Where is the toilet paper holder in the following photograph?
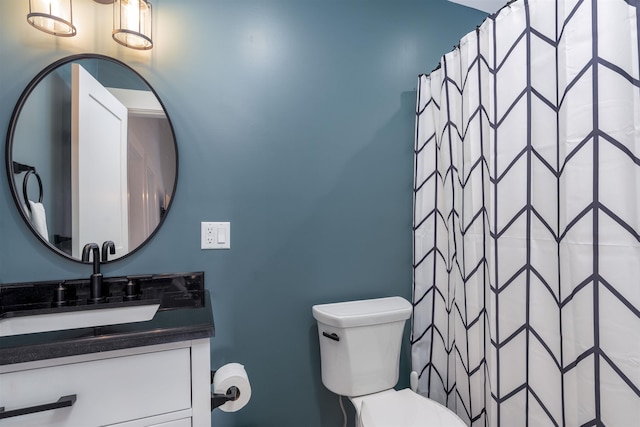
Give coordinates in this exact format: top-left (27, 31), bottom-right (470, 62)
top-left (210, 370), bottom-right (241, 411)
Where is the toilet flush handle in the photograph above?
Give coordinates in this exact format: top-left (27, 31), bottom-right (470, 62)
top-left (322, 331), bottom-right (340, 342)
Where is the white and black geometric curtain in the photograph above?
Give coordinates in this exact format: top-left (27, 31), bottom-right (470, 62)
top-left (412, 0), bottom-right (640, 426)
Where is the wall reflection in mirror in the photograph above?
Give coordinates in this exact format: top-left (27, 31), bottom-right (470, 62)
top-left (7, 54), bottom-right (177, 263)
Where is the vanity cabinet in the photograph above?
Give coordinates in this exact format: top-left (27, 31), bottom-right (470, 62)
top-left (0, 339), bottom-right (211, 427)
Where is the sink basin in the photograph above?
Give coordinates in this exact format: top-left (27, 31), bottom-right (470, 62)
top-left (0, 302), bottom-right (160, 337)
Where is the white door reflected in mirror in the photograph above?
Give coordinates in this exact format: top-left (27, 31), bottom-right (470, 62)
top-left (72, 63), bottom-right (129, 259)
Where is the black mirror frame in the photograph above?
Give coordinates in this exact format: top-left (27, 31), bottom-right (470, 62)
top-left (5, 53), bottom-right (179, 264)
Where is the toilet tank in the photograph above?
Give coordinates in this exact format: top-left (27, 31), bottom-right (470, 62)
top-left (312, 297), bottom-right (412, 397)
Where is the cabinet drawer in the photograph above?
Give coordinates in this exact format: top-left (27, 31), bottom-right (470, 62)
top-left (0, 347), bottom-right (192, 427)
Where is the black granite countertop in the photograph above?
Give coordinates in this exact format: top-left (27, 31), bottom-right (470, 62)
top-left (0, 289), bottom-right (215, 366)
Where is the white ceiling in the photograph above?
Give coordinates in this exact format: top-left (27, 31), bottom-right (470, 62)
top-left (448, 0), bottom-right (507, 13)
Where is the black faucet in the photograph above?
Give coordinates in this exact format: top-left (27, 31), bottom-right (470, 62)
top-left (82, 243), bottom-right (104, 304)
top-left (101, 240), bottom-right (116, 262)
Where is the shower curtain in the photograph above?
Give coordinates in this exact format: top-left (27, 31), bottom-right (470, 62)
top-left (411, 0), bottom-right (640, 426)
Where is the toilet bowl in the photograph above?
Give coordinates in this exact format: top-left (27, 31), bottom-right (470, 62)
top-left (312, 297), bottom-right (466, 427)
top-left (353, 389), bottom-right (466, 427)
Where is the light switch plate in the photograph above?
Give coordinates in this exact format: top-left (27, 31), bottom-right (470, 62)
top-left (201, 222), bottom-right (230, 249)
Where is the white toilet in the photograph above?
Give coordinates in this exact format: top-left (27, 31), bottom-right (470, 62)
top-left (312, 296), bottom-right (466, 427)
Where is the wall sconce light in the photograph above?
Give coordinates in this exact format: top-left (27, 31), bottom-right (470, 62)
top-left (25, 0), bottom-right (153, 50)
top-left (112, 0), bottom-right (153, 50)
top-left (27, 0), bottom-right (77, 37)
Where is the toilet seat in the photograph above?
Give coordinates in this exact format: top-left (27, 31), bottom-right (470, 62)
top-left (352, 389), bottom-right (466, 427)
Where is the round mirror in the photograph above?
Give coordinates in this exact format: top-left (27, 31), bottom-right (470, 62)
top-left (6, 54), bottom-right (178, 263)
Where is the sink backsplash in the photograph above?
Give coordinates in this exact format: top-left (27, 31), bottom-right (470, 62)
top-left (0, 272), bottom-right (205, 317)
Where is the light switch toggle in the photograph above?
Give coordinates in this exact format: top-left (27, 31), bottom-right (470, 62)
top-left (217, 228), bottom-right (226, 244)
top-left (201, 222), bottom-right (231, 249)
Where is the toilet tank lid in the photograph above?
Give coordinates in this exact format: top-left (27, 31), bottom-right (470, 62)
top-left (312, 297), bottom-right (411, 328)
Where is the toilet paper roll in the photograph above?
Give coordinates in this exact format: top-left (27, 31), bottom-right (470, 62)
top-left (213, 363), bottom-right (252, 412)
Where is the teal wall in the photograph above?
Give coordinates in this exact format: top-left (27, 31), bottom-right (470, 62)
top-left (0, 1), bottom-right (485, 426)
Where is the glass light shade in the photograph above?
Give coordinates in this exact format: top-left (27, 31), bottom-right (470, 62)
top-left (27, 0), bottom-right (77, 37)
top-left (112, 0), bottom-right (153, 50)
